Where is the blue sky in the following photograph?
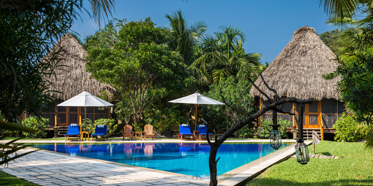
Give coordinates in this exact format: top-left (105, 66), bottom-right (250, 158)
top-left (72, 0), bottom-right (338, 63)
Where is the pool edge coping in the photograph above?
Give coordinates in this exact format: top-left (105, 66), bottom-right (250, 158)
top-left (26, 141), bottom-right (305, 185)
top-left (218, 141), bottom-right (312, 186)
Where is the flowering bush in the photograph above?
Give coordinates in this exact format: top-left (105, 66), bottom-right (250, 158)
top-left (333, 113), bottom-right (368, 142)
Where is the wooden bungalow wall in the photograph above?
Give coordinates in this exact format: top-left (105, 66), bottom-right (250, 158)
top-left (41, 100), bottom-right (111, 128)
top-left (259, 98), bottom-right (345, 139)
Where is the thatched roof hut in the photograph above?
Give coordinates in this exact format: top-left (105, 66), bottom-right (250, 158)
top-left (43, 33), bottom-right (111, 100)
top-left (249, 26), bottom-right (340, 100)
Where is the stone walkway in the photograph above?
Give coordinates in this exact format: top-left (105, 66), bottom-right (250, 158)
top-left (2, 149), bottom-right (209, 186)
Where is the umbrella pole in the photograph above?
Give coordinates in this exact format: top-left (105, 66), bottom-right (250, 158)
top-left (195, 104), bottom-right (198, 131)
top-left (84, 107), bottom-right (87, 132)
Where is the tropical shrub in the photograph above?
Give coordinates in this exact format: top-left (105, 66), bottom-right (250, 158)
top-left (258, 118), bottom-right (292, 139)
top-left (21, 117), bottom-right (48, 138)
top-left (203, 76), bottom-right (256, 134)
top-left (146, 105), bottom-right (189, 132)
top-left (93, 118), bottom-right (117, 137)
top-left (83, 118), bottom-right (116, 137)
top-left (333, 113), bottom-right (368, 142)
top-left (235, 126), bottom-right (256, 139)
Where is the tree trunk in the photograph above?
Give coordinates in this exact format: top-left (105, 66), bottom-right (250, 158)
top-left (209, 144), bottom-right (219, 186)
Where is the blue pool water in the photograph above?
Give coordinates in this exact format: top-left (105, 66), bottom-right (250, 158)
top-left (32, 143), bottom-right (287, 178)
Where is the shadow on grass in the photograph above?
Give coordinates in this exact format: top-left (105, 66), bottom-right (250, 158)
top-left (245, 178), bottom-right (373, 186)
top-left (319, 152), bottom-right (332, 156)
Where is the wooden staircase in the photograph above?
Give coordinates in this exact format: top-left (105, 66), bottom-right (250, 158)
top-left (302, 128), bottom-right (321, 139)
top-left (57, 126), bottom-right (69, 137)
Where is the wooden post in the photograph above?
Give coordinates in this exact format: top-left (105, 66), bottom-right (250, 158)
top-left (66, 107), bottom-right (70, 126)
top-left (318, 101), bottom-right (324, 140)
top-left (78, 107), bottom-right (81, 125)
top-left (312, 131), bottom-right (320, 154)
top-left (84, 107), bottom-right (87, 133)
top-left (259, 98), bottom-right (262, 127)
top-left (54, 101), bottom-right (58, 128)
top-left (195, 104), bottom-right (198, 132)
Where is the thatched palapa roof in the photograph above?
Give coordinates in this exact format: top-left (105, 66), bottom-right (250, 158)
top-left (43, 33), bottom-right (111, 100)
top-left (249, 26), bottom-right (340, 100)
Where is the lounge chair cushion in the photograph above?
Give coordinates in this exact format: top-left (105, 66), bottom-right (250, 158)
top-left (71, 124), bottom-right (78, 126)
top-left (91, 133), bottom-right (107, 136)
top-left (93, 125), bottom-right (107, 136)
top-left (179, 125), bottom-right (193, 135)
top-left (198, 125), bottom-right (206, 128)
top-left (97, 125), bottom-right (105, 128)
top-left (182, 124), bottom-right (189, 127)
top-left (65, 125), bottom-right (80, 136)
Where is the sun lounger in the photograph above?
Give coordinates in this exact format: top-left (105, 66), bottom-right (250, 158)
top-left (178, 124), bottom-right (194, 140)
top-left (64, 125), bottom-right (81, 141)
top-left (91, 125), bottom-right (108, 140)
top-left (197, 124), bottom-right (213, 140)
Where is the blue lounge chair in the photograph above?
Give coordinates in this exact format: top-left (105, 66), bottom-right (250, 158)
top-left (197, 125), bottom-right (213, 140)
top-left (64, 125), bottom-right (81, 141)
top-left (178, 124), bottom-right (194, 141)
top-left (91, 125), bottom-right (108, 140)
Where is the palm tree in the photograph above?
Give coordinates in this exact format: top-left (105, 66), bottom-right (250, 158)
top-left (90, 0), bottom-right (115, 26)
top-left (165, 10), bottom-right (207, 66)
top-left (191, 26), bottom-right (264, 85)
top-left (320, 0), bottom-right (358, 21)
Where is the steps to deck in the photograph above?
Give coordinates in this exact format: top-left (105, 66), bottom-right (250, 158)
top-left (57, 126), bottom-right (69, 137)
top-left (302, 128), bottom-right (320, 139)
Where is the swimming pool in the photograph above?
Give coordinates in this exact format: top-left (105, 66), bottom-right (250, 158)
top-left (33, 143), bottom-right (288, 178)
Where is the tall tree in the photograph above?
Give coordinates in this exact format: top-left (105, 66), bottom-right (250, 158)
top-left (86, 18), bottom-right (194, 127)
top-left (191, 26), bottom-right (264, 85)
top-left (0, 0), bottom-right (115, 123)
top-left (165, 10), bottom-right (207, 66)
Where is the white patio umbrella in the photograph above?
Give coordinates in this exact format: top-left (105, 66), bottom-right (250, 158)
top-left (57, 91), bottom-right (113, 134)
top-left (169, 91), bottom-right (224, 131)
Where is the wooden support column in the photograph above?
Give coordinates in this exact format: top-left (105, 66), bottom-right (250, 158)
top-left (66, 107), bottom-right (70, 126)
top-left (293, 103), bottom-right (297, 128)
top-left (305, 103), bottom-right (309, 128)
top-left (54, 101), bottom-right (58, 127)
top-left (78, 107), bottom-right (81, 126)
top-left (319, 101), bottom-right (324, 140)
top-left (108, 107), bottom-right (111, 119)
top-left (259, 99), bottom-right (262, 127)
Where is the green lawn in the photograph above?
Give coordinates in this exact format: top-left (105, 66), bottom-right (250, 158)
top-left (2, 137), bottom-right (66, 141)
top-left (247, 141), bottom-right (373, 186)
top-left (0, 171), bottom-right (36, 186)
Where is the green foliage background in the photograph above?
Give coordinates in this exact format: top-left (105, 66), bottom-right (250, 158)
top-left (259, 118), bottom-right (292, 138)
top-left (86, 18), bottom-right (194, 131)
top-left (21, 117), bottom-right (48, 138)
top-left (203, 76), bottom-right (256, 137)
top-left (333, 113), bottom-right (369, 142)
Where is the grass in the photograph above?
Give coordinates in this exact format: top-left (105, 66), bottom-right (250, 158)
top-left (2, 137), bottom-right (66, 141)
top-left (0, 170), bottom-right (36, 186)
top-left (247, 140), bottom-right (373, 186)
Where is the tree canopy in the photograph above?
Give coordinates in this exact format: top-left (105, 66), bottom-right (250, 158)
top-left (86, 18), bottom-right (194, 126)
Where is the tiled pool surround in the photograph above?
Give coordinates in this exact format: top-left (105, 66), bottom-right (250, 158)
top-left (1, 139), bottom-right (304, 185)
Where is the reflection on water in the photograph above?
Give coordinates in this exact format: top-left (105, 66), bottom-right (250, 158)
top-left (33, 142), bottom-right (288, 178)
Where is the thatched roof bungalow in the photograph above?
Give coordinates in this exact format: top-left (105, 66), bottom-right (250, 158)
top-left (41, 34), bottom-right (112, 130)
top-left (249, 26), bottom-right (345, 139)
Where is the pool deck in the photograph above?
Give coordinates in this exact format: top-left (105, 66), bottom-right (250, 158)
top-left (1, 139), bottom-right (310, 186)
